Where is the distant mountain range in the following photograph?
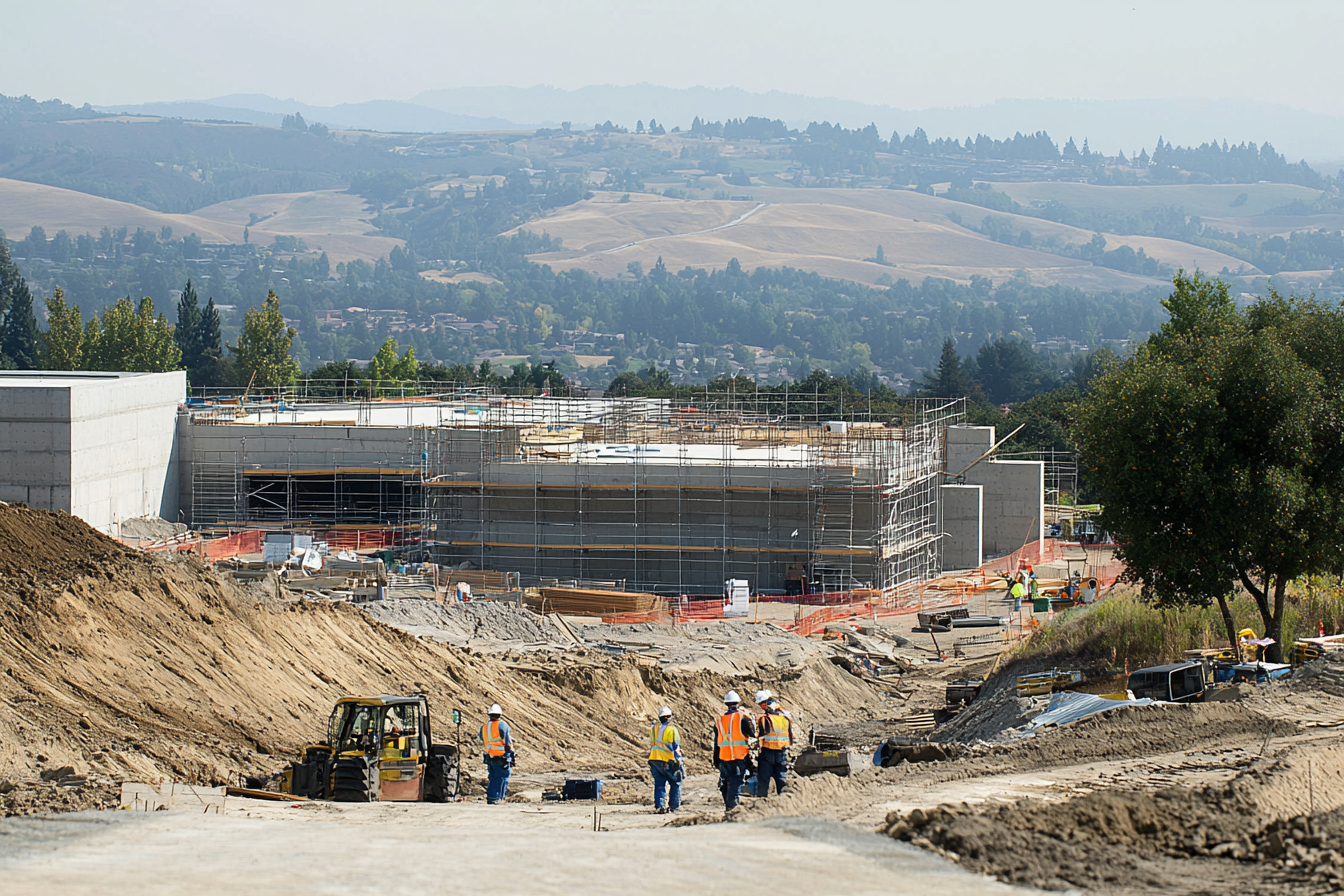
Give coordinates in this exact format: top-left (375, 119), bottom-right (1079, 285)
top-left (101, 85), bottom-right (1344, 167)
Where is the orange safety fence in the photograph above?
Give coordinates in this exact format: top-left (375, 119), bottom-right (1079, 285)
top-left (986, 538), bottom-right (1126, 591)
top-left (199, 530), bottom-right (265, 561)
top-left (785, 592), bottom-right (970, 637)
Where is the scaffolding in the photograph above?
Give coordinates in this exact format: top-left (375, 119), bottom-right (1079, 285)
top-left (423, 394), bottom-right (963, 597)
top-left (184, 392), bottom-right (964, 595)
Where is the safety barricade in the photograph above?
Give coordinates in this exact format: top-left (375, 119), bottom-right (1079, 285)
top-left (199, 530), bottom-right (265, 561)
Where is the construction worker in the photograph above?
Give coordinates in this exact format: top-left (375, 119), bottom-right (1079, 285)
top-left (478, 703), bottom-right (514, 805)
top-left (713, 690), bottom-right (756, 811)
top-left (647, 706), bottom-right (684, 813)
top-left (755, 696), bottom-right (793, 797)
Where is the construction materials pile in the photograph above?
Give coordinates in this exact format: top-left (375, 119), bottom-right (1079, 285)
top-left (0, 503), bottom-right (878, 814)
top-left (529, 587), bottom-right (664, 617)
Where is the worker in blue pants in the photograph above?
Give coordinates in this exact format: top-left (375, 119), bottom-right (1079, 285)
top-left (479, 703), bottom-right (514, 804)
top-left (754, 690), bottom-right (794, 797)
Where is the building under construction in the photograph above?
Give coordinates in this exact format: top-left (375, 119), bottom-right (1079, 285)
top-left (170, 389), bottom-right (1044, 598)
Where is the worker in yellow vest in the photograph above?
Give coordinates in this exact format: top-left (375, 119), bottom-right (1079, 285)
top-left (478, 703), bottom-right (514, 805)
top-left (647, 706), bottom-right (684, 813)
top-left (713, 690), bottom-right (756, 811)
top-left (754, 691), bottom-right (793, 797)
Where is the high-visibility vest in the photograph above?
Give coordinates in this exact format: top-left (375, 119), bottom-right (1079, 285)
top-left (649, 721), bottom-right (679, 761)
top-left (759, 713), bottom-right (790, 749)
top-left (481, 719), bottom-right (506, 757)
top-left (716, 711), bottom-right (748, 761)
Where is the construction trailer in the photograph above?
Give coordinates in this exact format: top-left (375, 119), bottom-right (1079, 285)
top-left (177, 391), bottom-right (1035, 597)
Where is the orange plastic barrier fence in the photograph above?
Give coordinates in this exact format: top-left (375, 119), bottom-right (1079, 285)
top-left (200, 530), bottom-right (265, 561)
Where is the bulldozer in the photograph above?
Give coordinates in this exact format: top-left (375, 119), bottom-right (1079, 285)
top-left (280, 695), bottom-right (460, 802)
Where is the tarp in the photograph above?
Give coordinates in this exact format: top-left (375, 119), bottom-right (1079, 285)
top-left (1016, 691), bottom-right (1155, 738)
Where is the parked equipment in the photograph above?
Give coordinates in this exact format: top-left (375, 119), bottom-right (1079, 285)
top-left (280, 695), bottom-right (460, 802)
top-left (1126, 662), bottom-right (1206, 703)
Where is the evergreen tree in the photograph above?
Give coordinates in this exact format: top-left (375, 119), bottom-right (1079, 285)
top-left (195, 298), bottom-right (225, 385)
top-left (0, 237), bottom-right (39, 369)
top-left (175, 279), bottom-right (203, 379)
top-left (918, 338), bottom-right (985, 403)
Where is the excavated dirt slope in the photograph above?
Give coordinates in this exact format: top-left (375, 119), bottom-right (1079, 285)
top-left (0, 504), bottom-right (879, 812)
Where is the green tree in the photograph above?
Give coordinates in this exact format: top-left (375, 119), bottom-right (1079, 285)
top-left (175, 280), bottom-right (203, 380)
top-left (195, 298), bottom-right (225, 385)
top-left (39, 287), bottom-right (84, 370)
top-left (367, 337), bottom-right (403, 394)
top-left (1077, 273), bottom-right (1344, 660)
top-left (228, 291), bottom-right (299, 388)
top-left (83, 297), bottom-right (181, 372)
top-left (0, 251), bottom-right (38, 369)
top-left (973, 337), bottom-right (1058, 405)
top-left (917, 338), bottom-right (985, 403)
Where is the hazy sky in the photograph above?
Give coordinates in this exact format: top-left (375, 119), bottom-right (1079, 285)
top-left (5, 0), bottom-right (1343, 114)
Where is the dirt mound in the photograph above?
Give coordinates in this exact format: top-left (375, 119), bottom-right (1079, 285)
top-left (0, 504), bottom-right (881, 794)
top-left (881, 736), bottom-right (1344, 894)
top-left (0, 503), bottom-right (142, 585)
top-left (364, 600), bottom-right (564, 647)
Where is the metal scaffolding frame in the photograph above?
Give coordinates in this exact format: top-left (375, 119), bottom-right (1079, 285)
top-left (185, 391), bottom-right (964, 594)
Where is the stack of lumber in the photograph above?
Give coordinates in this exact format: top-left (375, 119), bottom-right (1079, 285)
top-left (528, 587), bottom-right (665, 616)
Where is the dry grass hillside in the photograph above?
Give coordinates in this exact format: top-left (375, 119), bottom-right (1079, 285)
top-left (519, 185), bottom-right (1253, 289)
top-left (0, 179), bottom-right (400, 263)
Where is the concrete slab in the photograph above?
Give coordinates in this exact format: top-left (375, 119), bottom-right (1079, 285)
top-left (0, 807), bottom-right (1029, 895)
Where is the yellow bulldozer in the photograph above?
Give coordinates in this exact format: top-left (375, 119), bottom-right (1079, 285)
top-left (280, 695), bottom-right (460, 802)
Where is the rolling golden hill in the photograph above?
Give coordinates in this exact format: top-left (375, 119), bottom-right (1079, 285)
top-left (518, 186), bottom-right (1257, 289)
top-left (0, 180), bottom-right (401, 263)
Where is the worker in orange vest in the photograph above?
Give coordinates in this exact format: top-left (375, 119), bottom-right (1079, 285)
top-left (713, 690), bottom-right (756, 811)
top-left (754, 690), bottom-right (793, 797)
top-left (478, 703), bottom-right (514, 805)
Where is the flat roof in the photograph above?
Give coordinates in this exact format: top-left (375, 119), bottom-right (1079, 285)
top-left (0, 371), bottom-right (165, 387)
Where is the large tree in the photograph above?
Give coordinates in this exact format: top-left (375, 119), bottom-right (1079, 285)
top-left (39, 287), bottom-right (85, 370)
top-left (1077, 273), bottom-right (1344, 661)
top-left (0, 235), bottom-right (39, 370)
top-left (83, 297), bottom-right (181, 372)
top-left (228, 291), bottom-right (299, 388)
top-left (917, 337), bottom-right (985, 403)
top-left (174, 279), bottom-right (203, 380)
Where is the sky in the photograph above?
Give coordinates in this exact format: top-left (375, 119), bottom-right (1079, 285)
top-left (4, 0), bottom-right (1343, 115)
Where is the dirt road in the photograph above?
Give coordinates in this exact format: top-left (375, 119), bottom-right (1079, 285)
top-left (0, 802), bottom-right (1029, 896)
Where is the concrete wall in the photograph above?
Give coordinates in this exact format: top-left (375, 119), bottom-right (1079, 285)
top-left (0, 380), bottom-right (74, 512)
top-left (946, 425), bottom-right (1044, 559)
top-left (0, 371), bottom-right (184, 533)
top-left (939, 483), bottom-right (982, 570)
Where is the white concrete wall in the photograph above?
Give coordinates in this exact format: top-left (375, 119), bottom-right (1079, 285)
top-left (977, 460), bottom-right (1045, 556)
top-left (69, 372), bottom-right (185, 532)
top-left (945, 424), bottom-right (1044, 559)
top-left (0, 383), bottom-right (73, 511)
top-left (0, 372), bottom-right (184, 534)
top-left (939, 483), bottom-right (983, 570)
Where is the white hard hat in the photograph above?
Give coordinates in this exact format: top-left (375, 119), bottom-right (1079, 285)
top-left (488, 703), bottom-right (502, 716)
top-left (658, 706), bottom-right (672, 718)
top-left (724, 690), bottom-right (741, 704)
top-left (755, 689), bottom-right (773, 704)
